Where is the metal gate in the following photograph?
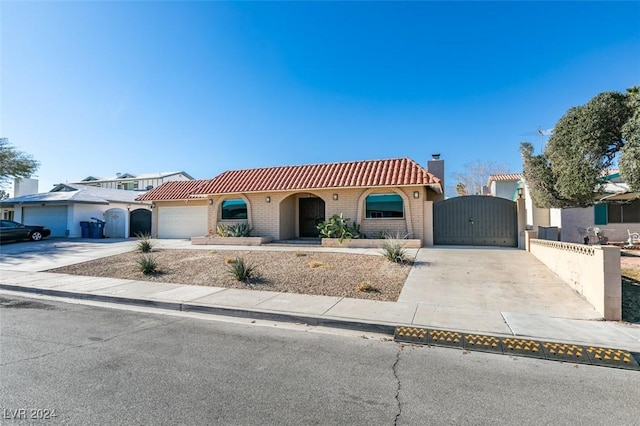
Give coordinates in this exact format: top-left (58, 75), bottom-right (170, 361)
top-left (433, 196), bottom-right (517, 247)
top-left (130, 208), bottom-right (152, 237)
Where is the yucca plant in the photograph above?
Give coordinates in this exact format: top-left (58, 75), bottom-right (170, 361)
top-left (135, 232), bottom-right (154, 253)
top-left (136, 254), bottom-right (159, 275)
top-left (381, 237), bottom-right (410, 264)
top-left (226, 256), bottom-right (256, 282)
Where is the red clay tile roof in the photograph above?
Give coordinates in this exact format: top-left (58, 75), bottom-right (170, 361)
top-left (195, 158), bottom-right (441, 195)
top-left (138, 158), bottom-right (442, 201)
top-left (136, 180), bottom-right (209, 201)
top-left (487, 173), bottom-right (524, 182)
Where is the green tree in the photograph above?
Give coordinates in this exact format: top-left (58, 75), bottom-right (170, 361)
top-left (521, 89), bottom-right (639, 208)
top-left (0, 138), bottom-right (39, 187)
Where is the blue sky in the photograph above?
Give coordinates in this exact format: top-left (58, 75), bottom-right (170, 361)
top-left (1, 1), bottom-right (639, 194)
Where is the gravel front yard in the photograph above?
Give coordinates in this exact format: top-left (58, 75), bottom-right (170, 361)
top-left (49, 249), bottom-right (412, 301)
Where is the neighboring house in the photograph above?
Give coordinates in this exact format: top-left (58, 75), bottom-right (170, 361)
top-left (557, 172), bottom-right (640, 243)
top-left (138, 157), bottom-right (445, 245)
top-left (0, 184), bottom-right (152, 238)
top-left (519, 171), bottom-right (640, 243)
top-left (486, 173), bottom-right (523, 200)
top-left (70, 171), bottom-right (193, 191)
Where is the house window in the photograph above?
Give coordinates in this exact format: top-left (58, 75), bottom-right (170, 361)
top-left (365, 193), bottom-right (404, 218)
top-left (607, 200), bottom-right (640, 223)
top-left (221, 199), bottom-right (248, 220)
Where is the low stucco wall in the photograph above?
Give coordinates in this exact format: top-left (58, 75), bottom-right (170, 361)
top-left (528, 239), bottom-right (621, 320)
top-left (321, 238), bottom-right (422, 248)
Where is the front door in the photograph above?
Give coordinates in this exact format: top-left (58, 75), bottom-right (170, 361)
top-left (299, 197), bottom-right (325, 238)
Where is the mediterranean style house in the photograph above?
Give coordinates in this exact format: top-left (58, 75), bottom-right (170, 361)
top-left (138, 157), bottom-right (445, 245)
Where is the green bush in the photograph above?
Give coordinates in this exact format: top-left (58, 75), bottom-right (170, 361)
top-left (136, 254), bottom-right (159, 275)
top-left (216, 223), bottom-right (253, 237)
top-left (381, 238), bottom-right (410, 264)
top-left (316, 213), bottom-right (363, 242)
top-left (227, 256), bottom-right (257, 282)
top-left (135, 232), bottom-right (154, 253)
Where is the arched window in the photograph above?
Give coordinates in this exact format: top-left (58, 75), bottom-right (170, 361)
top-left (221, 199), bottom-right (247, 220)
top-left (365, 193), bottom-right (404, 218)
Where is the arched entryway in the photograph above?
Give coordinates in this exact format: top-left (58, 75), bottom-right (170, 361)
top-left (130, 208), bottom-right (152, 237)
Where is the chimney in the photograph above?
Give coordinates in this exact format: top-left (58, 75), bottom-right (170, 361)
top-left (427, 153), bottom-right (445, 196)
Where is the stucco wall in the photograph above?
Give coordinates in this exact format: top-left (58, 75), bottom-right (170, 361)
top-left (528, 239), bottom-right (621, 320)
top-left (278, 195), bottom-right (296, 240)
top-left (560, 207), bottom-right (594, 243)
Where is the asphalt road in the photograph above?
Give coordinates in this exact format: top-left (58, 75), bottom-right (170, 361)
top-left (1, 295), bottom-right (639, 425)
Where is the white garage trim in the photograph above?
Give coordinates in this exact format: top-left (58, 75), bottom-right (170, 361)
top-left (23, 206), bottom-right (68, 237)
top-left (158, 205), bottom-right (207, 238)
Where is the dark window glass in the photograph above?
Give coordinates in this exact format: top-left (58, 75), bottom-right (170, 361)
top-left (365, 194), bottom-right (404, 218)
top-left (623, 200), bottom-right (640, 223)
top-left (221, 199), bottom-right (248, 220)
top-left (608, 200), bottom-right (640, 223)
top-left (607, 204), bottom-right (622, 223)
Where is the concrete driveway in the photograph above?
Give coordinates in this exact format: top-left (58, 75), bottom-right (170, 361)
top-left (399, 247), bottom-right (602, 323)
top-left (0, 238), bottom-right (141, 272)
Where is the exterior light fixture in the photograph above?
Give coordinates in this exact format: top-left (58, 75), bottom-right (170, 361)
top-left (266, 196), bottom-right (271, 203)
top-left (517, 187), bottom-right (524, 199)
top-left (332, 194), bottom-right (338, 201)
top-left (413, 191), bottom-right (420, 199)
top-left (208, 199), bottom-right (214, 205)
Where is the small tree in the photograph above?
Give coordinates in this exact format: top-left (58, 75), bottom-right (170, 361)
top-left (0, 138), bottom-right (40, 187)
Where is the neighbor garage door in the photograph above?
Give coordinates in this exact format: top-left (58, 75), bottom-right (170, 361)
top-left (23, 205), bottom-right (68, 237)
top-left (157, 205), bottom-right (207, 238)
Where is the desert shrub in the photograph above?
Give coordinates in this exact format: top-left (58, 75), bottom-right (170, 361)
top-left (135, 232), bottom-right (154, 253)
top-left (356, 281), bottom-right (380, 293)
top-left (316, 213), bottom-right (363, 242)
top-left (227, 256), bottom-right (256, 282)
top-left (136, 254), bottom-right (159, 275)
top-left (307, 261), bottom-right (327, 268)
top-left (217, 223), bottom-right (252, 237)
top-left (225, 257), bottom-right (237, 264)
top-left (294, 252), bottom-right (307, 257)
top-left (381, 238), bottom-right (410, 264)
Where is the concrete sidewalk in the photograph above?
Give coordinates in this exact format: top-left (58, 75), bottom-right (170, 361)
top-left (1, 267), bottom-right (639, 352)
top-left (1, 239), bottom-right (639, 352)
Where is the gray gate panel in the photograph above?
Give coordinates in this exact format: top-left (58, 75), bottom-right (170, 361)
top-left (434, 196), bottom-right (517, 247)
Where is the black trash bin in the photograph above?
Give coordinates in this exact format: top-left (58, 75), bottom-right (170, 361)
top-left (89, 217), bottom-right (106, 239)
top-left (80, 221), bottom-right (90, 238)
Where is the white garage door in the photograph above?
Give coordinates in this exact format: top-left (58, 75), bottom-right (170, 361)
top-left (158, 205), bottom-right (207, 238)
top-left (23, 206), bottom-right (68, 237)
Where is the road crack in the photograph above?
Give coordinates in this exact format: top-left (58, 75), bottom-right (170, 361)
top-left (393, 344), bottom-right (404, 426)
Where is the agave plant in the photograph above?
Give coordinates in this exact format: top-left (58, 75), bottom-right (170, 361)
top-left (216, 223), bottom-right (253, 237)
